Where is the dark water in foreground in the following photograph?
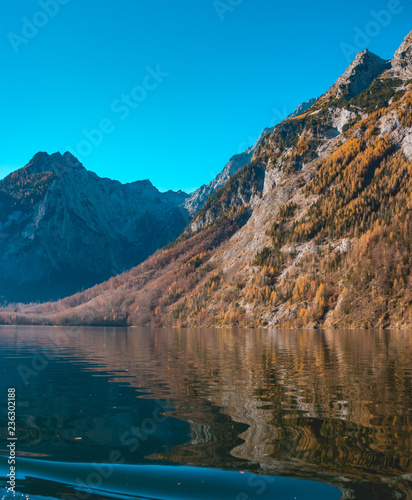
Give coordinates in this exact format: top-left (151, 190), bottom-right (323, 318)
top-left (0, 327), bottom-right (411, 499)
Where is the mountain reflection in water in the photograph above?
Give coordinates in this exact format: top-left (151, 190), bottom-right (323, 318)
top-left (0, 326), bottom-right (411, 499)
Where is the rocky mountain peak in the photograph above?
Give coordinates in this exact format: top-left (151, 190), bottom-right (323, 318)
top-left (287, 98), bottom-right (318, 118)
top-left (0, 152), bottom-right (192, 302)
top-left (62, 151), bottom-right (85, 168)
top-left (334, 49), bottom-right (390, 98)
top-left (25, 151), bottom-right (86, 177)
top-left (391, 30), bottom-right (412, 79)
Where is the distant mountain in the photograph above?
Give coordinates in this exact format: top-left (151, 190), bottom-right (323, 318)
top-left (184, 147), bottom-right (257, 217)
top-left (185, 99), bottom-right (318, 231)
top-left (0, 152), bottom-right (189, 302)
top-left (286, 98), bottom-right (318, 119)
top-left (2, 30), bottom-right (412, 329)
top-left (0, 99), bottom-right (317, 303)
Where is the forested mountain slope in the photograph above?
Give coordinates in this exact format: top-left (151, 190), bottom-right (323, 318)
top-left (1, 30), bottom-right (412, 329)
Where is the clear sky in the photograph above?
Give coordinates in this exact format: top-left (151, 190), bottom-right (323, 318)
top-left (1, 0), bottom-right (411, 192)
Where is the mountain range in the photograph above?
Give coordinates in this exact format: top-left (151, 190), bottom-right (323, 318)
top-left (0, 152), bottom-right (189, 302)
top-left (0, 100), bottom-right (313, 303)
top-left (1, 29), bottom-right (412, 329)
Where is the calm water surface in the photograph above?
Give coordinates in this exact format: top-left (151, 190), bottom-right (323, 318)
top-left (0, 326), bottom-right (411, 499)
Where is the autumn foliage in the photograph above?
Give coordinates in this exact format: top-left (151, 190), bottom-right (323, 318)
top-left (2, 84), bottom-right (412, 329)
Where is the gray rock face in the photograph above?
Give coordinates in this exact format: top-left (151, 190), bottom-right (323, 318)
top-left (0, 152), bottom-right (189, 302)
top-left (184, 150), bottom-right (254, 217)
top-left (391, 30), bottom-right (412, 79)
top-left (334, 49), bottom-right (390, 98)
top-left (184, 132), bottom-right (268, 216)
top-left (287, 98), bottom-right (317, 118)
top-left (184, 100), bottom-right (318, 217)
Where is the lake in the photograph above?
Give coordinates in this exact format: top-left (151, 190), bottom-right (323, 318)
top-left (0, 326), bottom-right (411, 499)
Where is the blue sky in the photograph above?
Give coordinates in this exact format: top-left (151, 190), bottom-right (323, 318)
top-left (1, 0), bottom-right (411, 192)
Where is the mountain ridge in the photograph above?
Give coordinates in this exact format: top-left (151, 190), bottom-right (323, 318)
top-left (332, 49), bottom-right (390, 99)
top-left (0, 96), bottom-right (322, 303)
top-left (0, 152), bottom-right (190, 302)
top-left (391, 29), bottom-right (412, 78)
top-left (184, 98), bottom-right (318, 216)
top-left (1, 30), bottom-right (412, 328)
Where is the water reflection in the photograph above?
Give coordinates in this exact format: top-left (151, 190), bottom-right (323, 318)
top-left (0, 326), bottom-right (411, 497)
